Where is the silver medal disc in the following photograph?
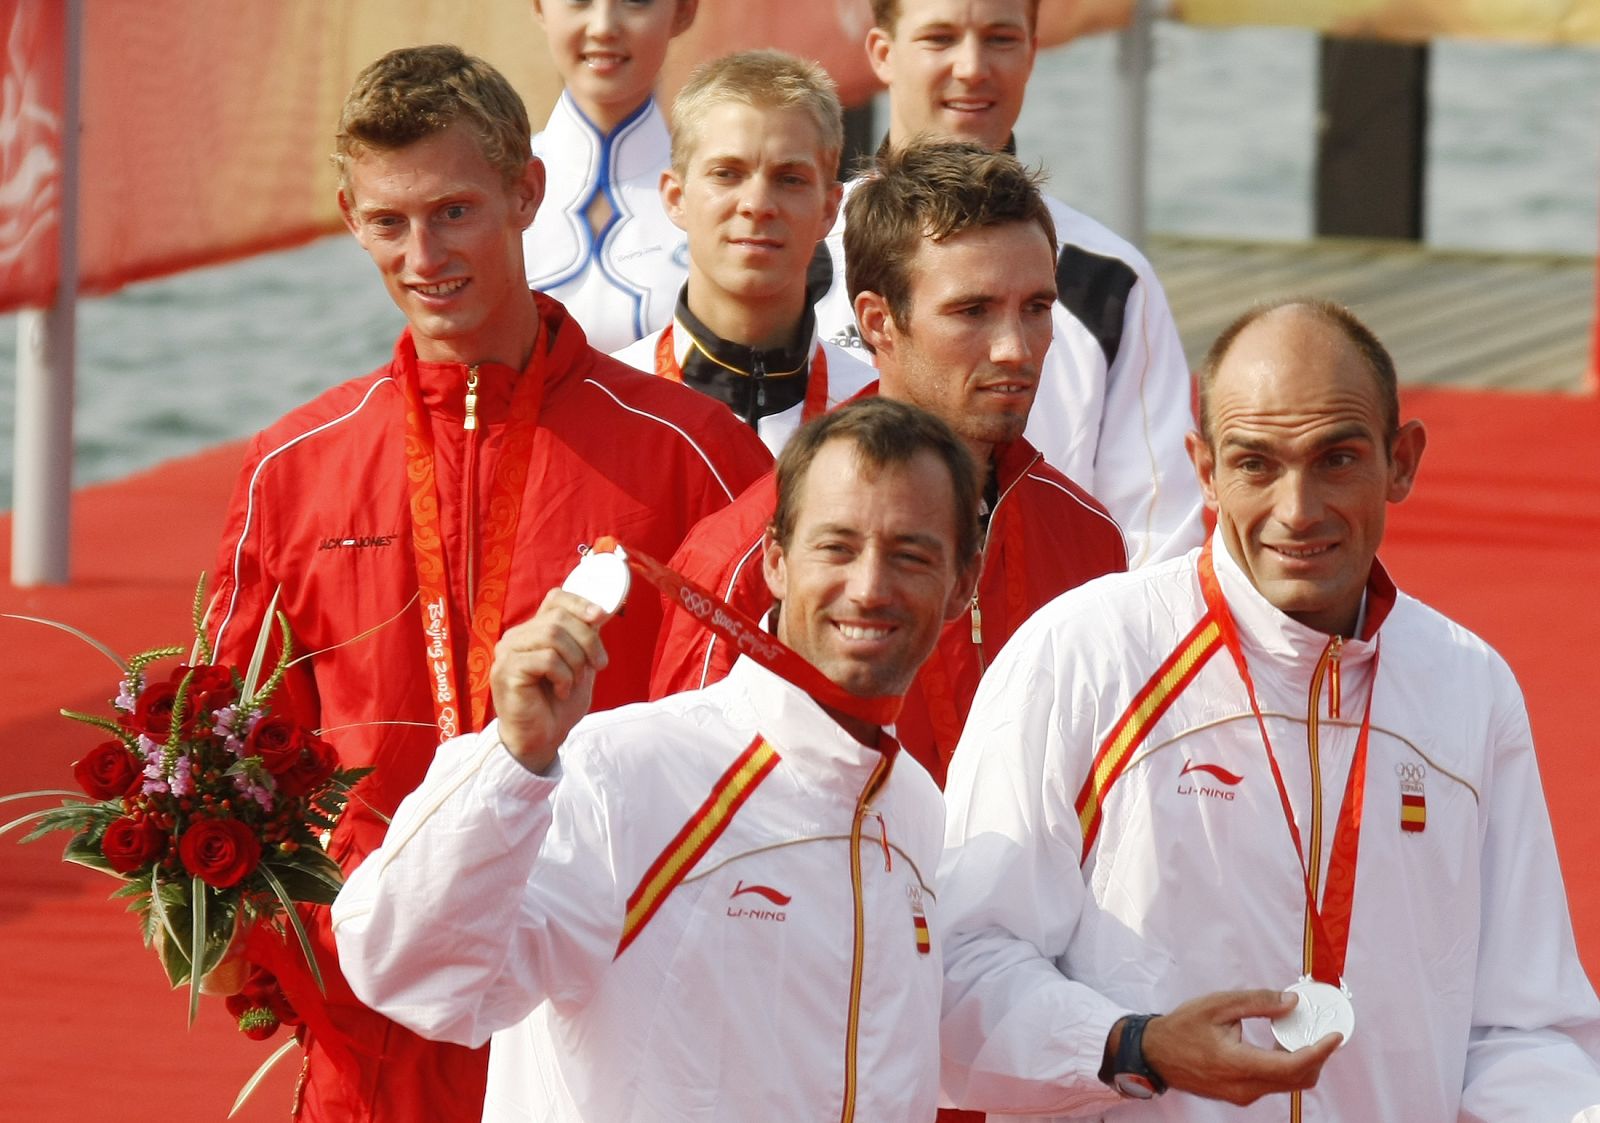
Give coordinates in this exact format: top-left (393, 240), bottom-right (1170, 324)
top-left (561, 547), bottom-right (631, 614)
top-left (1271, 979), bottom-right (1354, 1052)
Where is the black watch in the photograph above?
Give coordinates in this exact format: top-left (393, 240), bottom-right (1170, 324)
top-left (1099, 1013), bottom-right (1167, 1100)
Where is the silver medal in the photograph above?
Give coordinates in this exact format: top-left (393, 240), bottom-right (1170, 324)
top-left (561, 546), bottom-right (631, 614)
top-left (1271, 978), bottom-right (1354, 1051)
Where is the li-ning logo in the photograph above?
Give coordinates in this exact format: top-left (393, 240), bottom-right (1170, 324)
top-left (319, 533), bottom-right (397, 551)
top-left (1177, 759), bottom-right (1243, 801)
top-left (727, 880), bottom-right (789, 922)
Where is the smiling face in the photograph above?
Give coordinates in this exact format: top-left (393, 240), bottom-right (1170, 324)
top-left (856, 220), bottom-right (1056, 463)
top-left (764, 438), bottom-right (974, 701)
top-left (1187, 306), bottom-right (1426, 636)
top-left (339, 122), bottom-right (545, 367)
top-left (867, 0), bottom-right (1037, 151)
top-left (534, 0), bottom-right (696, 133)
top-left (662, 101), bottom-right (842, 336)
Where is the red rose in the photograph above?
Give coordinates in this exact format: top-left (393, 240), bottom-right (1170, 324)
top-left (172, 663), bottom-right (236, 717)
top-left (244, 715), bottom-right (308, 775)
top-left (275, 734), bottom-right (338, 798)
top-left (122, 680), bottom-right (181, 739)
top-left (177, 818), bottom-right (261, 889)
top-left (73, 740), bottom-right (144, 800)
top-left (101, 815), bottom-right (168, 874)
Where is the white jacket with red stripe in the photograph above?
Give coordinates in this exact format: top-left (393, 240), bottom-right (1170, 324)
top-left (333, 657), bottom-right (946, 1122)
top-left (938, 536), bottom-right (1600, 1121)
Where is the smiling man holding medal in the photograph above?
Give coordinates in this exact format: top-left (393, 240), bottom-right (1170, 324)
top-left (206, 45), bottom-right (770, 1122)
top-left (333, 397), bottom-right (982, 1120)
top-left (935, 299), bottom-right (1600, 1120)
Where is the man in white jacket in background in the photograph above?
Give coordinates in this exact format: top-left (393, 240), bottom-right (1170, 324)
top-left (937, 298), bottom-right (1600, 1120)
top-left (814, 0), bottom-right (1204, 567)
top-left (333, 398), bottom-right (981, 1121)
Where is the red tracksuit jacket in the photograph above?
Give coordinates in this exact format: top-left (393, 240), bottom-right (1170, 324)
top-left (210, 292), bottom-right (770, 1122)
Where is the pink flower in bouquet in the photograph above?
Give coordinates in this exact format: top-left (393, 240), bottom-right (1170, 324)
top-left (72, 740), bottom-right (144, 800)
top-left (101, 815), bottom-right (167, 874)
top-left (177, 817), bottom-right (262, 889)
top-left (274, 733), bottom-right (338, 798)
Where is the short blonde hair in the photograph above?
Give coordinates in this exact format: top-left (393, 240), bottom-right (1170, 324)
top-left (669, 49), bottom-right (843, 177)
top-left (333, 44), bottom-right (532, 195)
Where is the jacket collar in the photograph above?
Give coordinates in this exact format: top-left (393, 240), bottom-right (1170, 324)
top-left (392, 290), bottom-right (588, 423)
top-left (538, 92), bottom-right (669, 211)
top-left (725, 657), bottom-right (897, 798)
top-left (670, 287), bottom-right (818, 425)
top-left (1209, 529), bottom-right (1396, 669)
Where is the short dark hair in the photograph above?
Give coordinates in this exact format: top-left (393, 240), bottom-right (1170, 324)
top-left (771, 397), bottom-right (982, 567)
top-left (870, 0), bottom-right (1041, 32)
top-left (334, 44), bottom-right (532, 194)
top-left (844, 139), bottom-right (1055, 343)
top-left (1198, 298), bottom-right (1401, 448)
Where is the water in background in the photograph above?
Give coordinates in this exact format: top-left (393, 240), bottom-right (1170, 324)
top-left (2, 26), bottom-right (1597, 510)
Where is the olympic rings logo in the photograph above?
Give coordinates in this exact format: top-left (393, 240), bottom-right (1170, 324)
top-left (678, 588), bottom-right (713, 619)
top-left (1394, 763), bottom-right (1426, 782)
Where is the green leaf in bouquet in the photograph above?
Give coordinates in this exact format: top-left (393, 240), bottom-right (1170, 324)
top-left (260, 847), bottom-right (345, 906)
top-left (8, 798), bottom-right (103, 843)
top-left (63, 830), bottom-right (119, 875)
top-left (59, 708), bottom-right (138, 740)
top-left (241, 588), bottom-right (285, 706)
top-left (0, 613), bottom-right (129, 672)
top-left (257, 863), bottom-right (326, 995)
top-left (149, 869), bottom-right (191, 986)
top-left (189, 875), bottom-right (207, 1025)
top-left (229, 1037), bottom-right (300, 1118)
top-left (126, 645), bottom-right (185, 679)
top-left (190, 574), bottom-right (216, 667)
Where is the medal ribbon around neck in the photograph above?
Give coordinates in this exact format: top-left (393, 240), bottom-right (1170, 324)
top-left (588, 536), bottom-right (903, 729)
top-left (1197, 540), bottom-right (1379, 987)
top-left (401, 326), bottom-right (549, 742)
top-left (654, 324), bottom-right (830, 424)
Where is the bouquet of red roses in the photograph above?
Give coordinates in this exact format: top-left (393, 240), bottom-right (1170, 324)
top-left (3, 583), bottom-right (369, 1034)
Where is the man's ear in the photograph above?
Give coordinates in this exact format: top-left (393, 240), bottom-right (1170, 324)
top-left (854, 290), bottom-right (895, 357)
top-left (865, 25), bottom-right (894, 87)
top-left (660, 166), bottom-right (688, 232)
top-left (513, 158), bottom-right (546, 232)
top-left (944, 553), bottom-right (980, 625)
top-left (819, 179), bottom-right (844, 237)
top-left (761, 528), bottom-right (788, 606)
top-left (1185, 429), bottom-right (1219, 513)
top-left (338, 187), bottom-right (360, 238)
top-left (1386, 419), bottom-right (1427, 504)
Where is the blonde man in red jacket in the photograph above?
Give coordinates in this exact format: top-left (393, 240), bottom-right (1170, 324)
top-left (208, 45), bottom-right (769, 1123)
top-left (651, 139), bottom-right (1125, 787)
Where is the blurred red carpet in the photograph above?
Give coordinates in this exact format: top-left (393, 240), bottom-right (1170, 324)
top-left (1, 385), bottom-right (1596, 1119)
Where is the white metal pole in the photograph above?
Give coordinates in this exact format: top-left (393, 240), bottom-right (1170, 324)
top-left (1107, 0), bottom-right (1155, 251)
top-left (12, 0), bottom-right (81, 587)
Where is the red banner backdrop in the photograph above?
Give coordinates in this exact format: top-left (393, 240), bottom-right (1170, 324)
top-left (0, 0), bottom-right (65, 311)
top-left (1, 0), bottom-right (1596, 316)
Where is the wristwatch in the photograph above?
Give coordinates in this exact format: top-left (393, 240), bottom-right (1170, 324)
top-left (1099, 1013), bottom-right (1167, 1099)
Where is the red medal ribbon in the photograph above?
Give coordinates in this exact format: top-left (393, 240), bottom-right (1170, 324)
top-left (1197, 541), bottom-right (1378, 986)
top-left (593, 537), bottom-right (903, 729)
top-left (654, 323), bottom-right (830, 423)
top-left (400, 327), bottom-right (548, 742)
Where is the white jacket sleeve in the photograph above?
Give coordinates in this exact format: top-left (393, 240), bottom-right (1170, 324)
top-left (1091, 268), bottom-right (1205, 569)
top-left (938, 618), bottom-right (1128, 1116)
top-left (1459, 676), bottom-right (1600, 1121)
top-left (331, 721), bottom-right (623, 1048)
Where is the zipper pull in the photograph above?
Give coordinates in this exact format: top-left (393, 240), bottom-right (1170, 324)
top-left (463, 366), bottom-right (480, 431)
top-left (970, 594), bottom-right (983, 645)
top-left (1327, 635), bottom-right (1343, 720)
top-left (875, 812), bottom-right (891, 872)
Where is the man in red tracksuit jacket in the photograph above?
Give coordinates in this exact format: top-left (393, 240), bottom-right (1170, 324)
top-left (208, 46), bottom-right (769, 1122)
top-left (652, 140), bottom-right (1127, 788)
